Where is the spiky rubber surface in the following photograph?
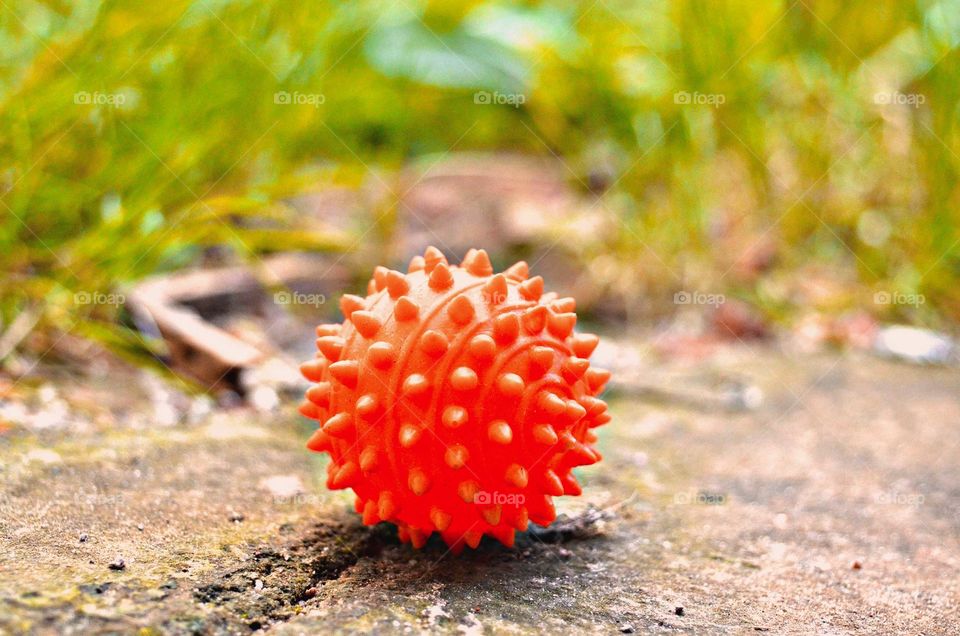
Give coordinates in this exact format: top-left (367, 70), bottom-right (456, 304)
top-left (299, 247), bottom-right (611, 552)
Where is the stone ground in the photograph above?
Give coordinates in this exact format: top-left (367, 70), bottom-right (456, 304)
top-left (1, 343), bottom-right (958, 635)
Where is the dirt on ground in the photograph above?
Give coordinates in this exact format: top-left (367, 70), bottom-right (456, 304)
top-left (1, 342), bottom-right (958, 634)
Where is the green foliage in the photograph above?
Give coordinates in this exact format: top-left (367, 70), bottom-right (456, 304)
top-left (1, 0), bottom-right (959, 353)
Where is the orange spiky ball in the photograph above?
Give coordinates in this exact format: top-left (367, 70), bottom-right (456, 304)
top-left (298, 247), bottom-right (611, 552)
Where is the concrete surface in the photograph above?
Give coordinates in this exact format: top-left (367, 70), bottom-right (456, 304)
top-left (1, 345), bottom-right (958, 634)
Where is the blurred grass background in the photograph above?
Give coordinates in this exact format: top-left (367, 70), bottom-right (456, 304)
top-left (2, 0), bottom-right (959, 359)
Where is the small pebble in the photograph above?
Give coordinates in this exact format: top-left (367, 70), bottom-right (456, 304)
top-left (39, 385), bottom-right (57, 403)
top-left (675, 606), bottom-right (685, 616)
top-left (852, 561), bottom-right (862, 570)
top-left (772, 513), bottom-right (788, 529)
top-left (108, 557), bottom-right (126, 571)
top-left (229, 511), bottom-right (245, 523)
top-left (620, 625), bottom-right (635, 634)
top-left (250, 385), bottom-right (280, 412)
top-left (254, 579), bottom-right (264, 591)
top-left (137, 523), bottom-right (144, 531)
top-left (557, 547), bottom-right (573, 560)
top-left (303, 586), bottom-right (319, 599)
top-left (79, 533), bottom-right (88, 543)
top-left (217, 390), bottom-right (244, 409)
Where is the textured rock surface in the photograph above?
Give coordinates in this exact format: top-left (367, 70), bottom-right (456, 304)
top-left (1, 347), bottom-right (958, 634)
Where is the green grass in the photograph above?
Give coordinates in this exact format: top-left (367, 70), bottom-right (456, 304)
top-left (2, 0), bottom-right (959, 359)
